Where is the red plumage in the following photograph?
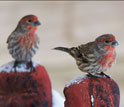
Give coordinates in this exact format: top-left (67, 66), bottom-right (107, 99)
top-left (7, 15), bottom-right (41, 62)
top-left (54, 34), bottom-right (119, 75)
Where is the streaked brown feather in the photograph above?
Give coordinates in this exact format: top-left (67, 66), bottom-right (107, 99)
top-left (7, 30), bottom-right (39, 61)
top-left (54, 34), bottom-right (118, 74)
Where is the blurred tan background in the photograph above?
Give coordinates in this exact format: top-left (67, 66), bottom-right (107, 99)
top-left (0, 1), bottom-right (124, 106)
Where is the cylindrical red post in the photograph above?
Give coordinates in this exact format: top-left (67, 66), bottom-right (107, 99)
top-left (0, 61), bottom-right (52, 107)
top-left (64, 75), bottom-right (120, 107)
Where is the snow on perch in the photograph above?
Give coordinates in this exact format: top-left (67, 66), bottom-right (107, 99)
top-left (0, 61), bottom-right (52, 107)
top-left (64, 74), bottom-right (120, 107)
top-left (0, 61), bottom-right (65, 107)
top-left (65, 75), bottom-right (87, 88)
top-left (52, 89), bottom-right (64, 107)
top-left (0, 61), bottom-right (40, 72)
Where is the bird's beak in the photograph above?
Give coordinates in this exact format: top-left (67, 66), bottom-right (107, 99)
top-left (112, 40), bottom-right (119, 46)
top-left (34, 20), bottom-right (41, 26)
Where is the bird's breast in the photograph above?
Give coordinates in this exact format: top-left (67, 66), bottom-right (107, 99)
top-left (18, 34), bottom-right (36, 49)
top-left (98, 48), bottom-right (116, 71)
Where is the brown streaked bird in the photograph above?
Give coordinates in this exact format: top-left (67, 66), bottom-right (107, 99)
top-left (7, 15), bottom-right (41, 71)
top-left (54, 34), bottom-right (119, 77)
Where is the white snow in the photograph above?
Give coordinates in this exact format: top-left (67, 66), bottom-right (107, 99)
top-left (0, 61), bottom-right (40, 72)
top-left (65, 75), bottom-right (88, 88)
top-left (52, 89), bottom-right (64, 107)
top-left (65, 73), bottom-right (111, 88)
top-left (94, 73), bottom-right (112, 78)
top-left (91, 95), bottom-right (94, 107)
top-left (0, 61), bottom-right (65, 106)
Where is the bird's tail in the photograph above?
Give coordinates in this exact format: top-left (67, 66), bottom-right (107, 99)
top-left (54, 47), bottom-right (79, 58)
top-left (54, 47), bottom-right (70, 53)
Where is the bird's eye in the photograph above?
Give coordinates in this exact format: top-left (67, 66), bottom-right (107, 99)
top-left (28, 20), bottom-right (32, 23)
top-left (104, 40), bottom-right (110, 44)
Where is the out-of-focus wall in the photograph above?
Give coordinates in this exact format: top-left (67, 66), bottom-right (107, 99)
top-left (0, 1), bottom-right (124, 106)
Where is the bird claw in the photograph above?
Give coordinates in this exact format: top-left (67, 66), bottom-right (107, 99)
top-left (27, 61), bottom-right (35, 72)
top-left (87, 73), bottom-right (98, 78)
top-left (11, 60), bottom-right (35, 72)
top-left (11, 60), bottom-right (20, 72)
top-left (100, 72), bottom-right (110, 78)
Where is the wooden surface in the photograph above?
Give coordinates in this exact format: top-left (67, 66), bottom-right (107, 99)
top-left (0, 63), bottom-right (52, 107)
top-left (64, 75), bottom-right (120, 107)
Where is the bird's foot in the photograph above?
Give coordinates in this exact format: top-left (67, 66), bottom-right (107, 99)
top-left (27, 61), bottom-right (35, 72)
top-left (11, 60), bottom-right (21, 72)
top-left (100, 72), bottom-right (110, 78)
top-left (87, 73), bottom-right (98, 78)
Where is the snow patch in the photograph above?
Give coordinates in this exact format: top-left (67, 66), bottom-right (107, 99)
top-left (0, 61), bottom-right (65, 107)
top-left (91, 95), bottom-right (94, 107)
top-left (94, 73), bottom-right (112, 78)
top-left (52, 89), bottom-right (64, 107)
top-left (0, 61), bottom-right (40, 72)
top-left (65, 75), bottom-right (87, 88)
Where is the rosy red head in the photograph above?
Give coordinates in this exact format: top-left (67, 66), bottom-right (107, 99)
top-left (17, 15), bottom-right (41, 32)
top-left (95, 34), bottom-right (119, 51)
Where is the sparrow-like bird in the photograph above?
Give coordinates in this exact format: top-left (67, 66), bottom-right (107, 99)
top-left (7, 15), bottom-right (41, 71)
top-left (54, 34), bottom-right (119, 77)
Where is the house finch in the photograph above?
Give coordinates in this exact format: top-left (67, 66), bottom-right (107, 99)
top-left (7, 15), bottom-right (41, 71)
top-left (54, 34), bottom-right (119, 77)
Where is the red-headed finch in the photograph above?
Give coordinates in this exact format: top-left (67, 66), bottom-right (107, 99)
top-left (54, 34), bottom-right (119, 77)
top-left (7, 15), bottom-right (41, 71)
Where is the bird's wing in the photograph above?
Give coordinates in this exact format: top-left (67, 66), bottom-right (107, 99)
top-left (6, 31), bottom-right (16, 44)
top-left (75, 42), bottom-right (95, 62)
top-left (35, 33), bottom-right (40, 44)
top-left (78, 42), bottom-right (94, 54)
top-left (7, 35), bottom-right (12, 43)
top-left (6, 29), bottom-right (21, 44)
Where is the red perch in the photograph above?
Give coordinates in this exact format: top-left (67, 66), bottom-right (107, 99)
top-left (0, 61), bottom-right (52, 107)
top-left (64, 75), bottom-right (120, 107)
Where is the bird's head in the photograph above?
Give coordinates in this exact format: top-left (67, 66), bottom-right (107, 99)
top-left (17, 15), bottom-right (41, 33)
top-left (95, 34), bottom-right (119, 52)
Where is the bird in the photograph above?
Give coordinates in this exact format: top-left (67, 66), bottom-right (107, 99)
top-left (7, 15), bottom-right (41, 71)
top-left (54, 34), bottom-right (119, 77)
